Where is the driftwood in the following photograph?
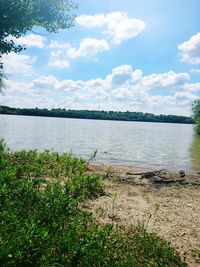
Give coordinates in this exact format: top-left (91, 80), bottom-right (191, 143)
top-left (126, 169), bottom-right (164, 178)
top-left (152, 179), bottom-right (185, 185)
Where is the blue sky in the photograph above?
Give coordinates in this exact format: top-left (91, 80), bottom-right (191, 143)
top-left (1, 0), bottom-right (200, 115)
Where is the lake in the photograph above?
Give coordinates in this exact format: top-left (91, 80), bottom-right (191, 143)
top-left (0, 114), bottom-right (200, 173)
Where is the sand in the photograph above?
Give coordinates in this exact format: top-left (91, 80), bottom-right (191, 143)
top-left (85, 163), bottom-right (200, 266)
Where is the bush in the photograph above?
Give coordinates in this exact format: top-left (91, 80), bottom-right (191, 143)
top-left (194, 117), bottom-right (200, 134)
top-left (192, 99), bottom-right (200, 134)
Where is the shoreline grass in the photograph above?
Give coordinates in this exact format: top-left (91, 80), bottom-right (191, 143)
top-left (0, 140), bottom-right (187, 266)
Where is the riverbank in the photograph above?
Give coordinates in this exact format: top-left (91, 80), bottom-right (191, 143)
top-left (85, 163), bottom-right (200, 266)
top-left (0, 147), bottom-right (188, 266)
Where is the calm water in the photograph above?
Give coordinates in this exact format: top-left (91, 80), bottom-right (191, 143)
top-left (0, 115), bottom-right (200, 172)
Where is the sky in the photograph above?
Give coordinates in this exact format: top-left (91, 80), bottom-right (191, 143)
top-left (0, 0), bottom-right (200, 116)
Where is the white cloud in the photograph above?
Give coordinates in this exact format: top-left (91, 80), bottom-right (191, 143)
top-left (12, 34), bottom-right (46, 48)
top-left (0, 95), bottom-right (56, 109)
top-left (140, 71), bottom-right (190, 89)
top-left (175, 91), bottom-right (197, 106)
top-left (0, 79), bottom-right (56, 109)
top-left (76, 12), bottom-right (146, 44)
top-left (67, 38), bottom-right (109, 58)
top-left (84, 78), bottom-right (110, 95)
top-left (110, 65), bottom-right (142, 86)
top-left (148, 95), bottom-right (176, 107)
top-left (4, 79), bottom-right (36, 96)
top-left (190, 68), bottom-right (200, 73)
top-left (48, 13), bottom-right (145, 63)
top-left (132, 69), bottom-right (143, 81)
top-left (183, 83), bottom-right (200, 91)
top-left (49, 41), bottom-right (71, 49)
top-left (32, 76), bottom-right (84, 92)
top-left (48, 59), bottom-right (69, 69)
top-left (33, 76), bottom-right (62, 90)
top-left (48, 42), bottom-right (71, 69)
top-left (63, 80), bottom-right (85, 92)
top-left (111, 87), bottom-right (133, 100)
top-left (178, 32), bottom-right (200, 64)
top-left (2, 53), bottom-right (36, 76)
top-left (76, 14), bottom-right (107, 28)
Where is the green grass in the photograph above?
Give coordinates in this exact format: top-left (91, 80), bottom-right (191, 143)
top-left (0, 140), bottom-right (187, 266)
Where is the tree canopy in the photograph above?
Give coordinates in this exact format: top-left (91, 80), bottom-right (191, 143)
top-left (192, 98), bottom-right (200, 134)
top-left (0, 0), bottom-right (77, 55)
top-left (0, 0), bottom-right (77, 89)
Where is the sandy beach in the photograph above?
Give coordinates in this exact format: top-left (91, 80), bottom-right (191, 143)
top-left (85, 164), bottom-right (200, 266)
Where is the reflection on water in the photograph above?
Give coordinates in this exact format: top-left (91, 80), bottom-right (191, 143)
top-left (190, 133), bottom-right (200, 172)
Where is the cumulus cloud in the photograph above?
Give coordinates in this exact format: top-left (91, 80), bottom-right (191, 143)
top-left (67, 38), bottom-right (109, 58)
top-left (48, 43), bottom-right (71, 69)
top-left (109, 65), bottom-right (142, 86)
top-left (48, 59), bottom-right (69, 69)
top-left (49, 41), bottom-right (71, 49)
top-left (183, 83), bottom-right (200, 91)
top-left (32, 76), bottom-right (59, 90)
top-left (76, 12), bottom-right (146, 44)
top-left (0, 79), bottom-right (56, 109)
top-left (48, 13), bottom-right (145, 63)
top-left (148, 95), bottom-right (176, 107)
top-left (2, 53), bottom-right (36, 76)
top-left (111, 87), bottom-right (133, 100)
top-left (10, 34), bottom-right (46, 48)
top-left (0, 95), bottom-right (56, 109)
top-left (178, 33), bottom-right (200, 64)
top-left (4, 80), bottom-right (36, 96)
top-left (140, 71), bottom-right (190, 89)
top-left (32, 76), bottom-right (85, 92)
top-left (175, 91), bottom-right (197, 106)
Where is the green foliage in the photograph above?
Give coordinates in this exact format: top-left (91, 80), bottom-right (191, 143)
top-left (0, 148), bottom-right (187, 266)
top-left (0, 105), bottom-right (194, 124)
top-left (192, 98), bottom-right (200, 134)
top-left (0, 0), bottom-right (77, 55)
top-left (0, 138), bottom-right (7, 153)
top-left (195, 118), bottom-right (200, 134)
top-left (0, 0), bottom-right (77, 91)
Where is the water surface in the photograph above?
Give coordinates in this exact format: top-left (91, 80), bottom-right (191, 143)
top-left (0, 115), bottom-right (199, 172)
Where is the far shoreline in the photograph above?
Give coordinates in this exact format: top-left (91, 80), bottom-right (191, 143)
top-left (0, 105), bottom-right (194, 124)
top-left (0, 113), bottom-right (194, 125)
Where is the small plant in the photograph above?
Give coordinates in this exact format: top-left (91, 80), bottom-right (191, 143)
top-left (0, 138), bottom-right (6, 153)
top-left (109, 192), bottom-right (118, 222)
top-left (192, 249), bottom-right (200, 263)
top-left (105, 166), bottom-right (112, 179)
top-left (155, 202), bottom-right (160, 212)
top-left (87, 149), bottom-right (98, 164)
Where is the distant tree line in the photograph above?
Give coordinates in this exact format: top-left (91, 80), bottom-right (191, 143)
top-left (0, 105), bottom-right (194, 124)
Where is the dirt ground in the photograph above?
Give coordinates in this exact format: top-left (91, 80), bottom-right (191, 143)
top-left (85, 164), bottom-right (200, 266)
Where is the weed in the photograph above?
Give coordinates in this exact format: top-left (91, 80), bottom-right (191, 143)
top-left (110, 192), bottom-right (118, 222)
top-left (191, 249), bottom-right (200, 263)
